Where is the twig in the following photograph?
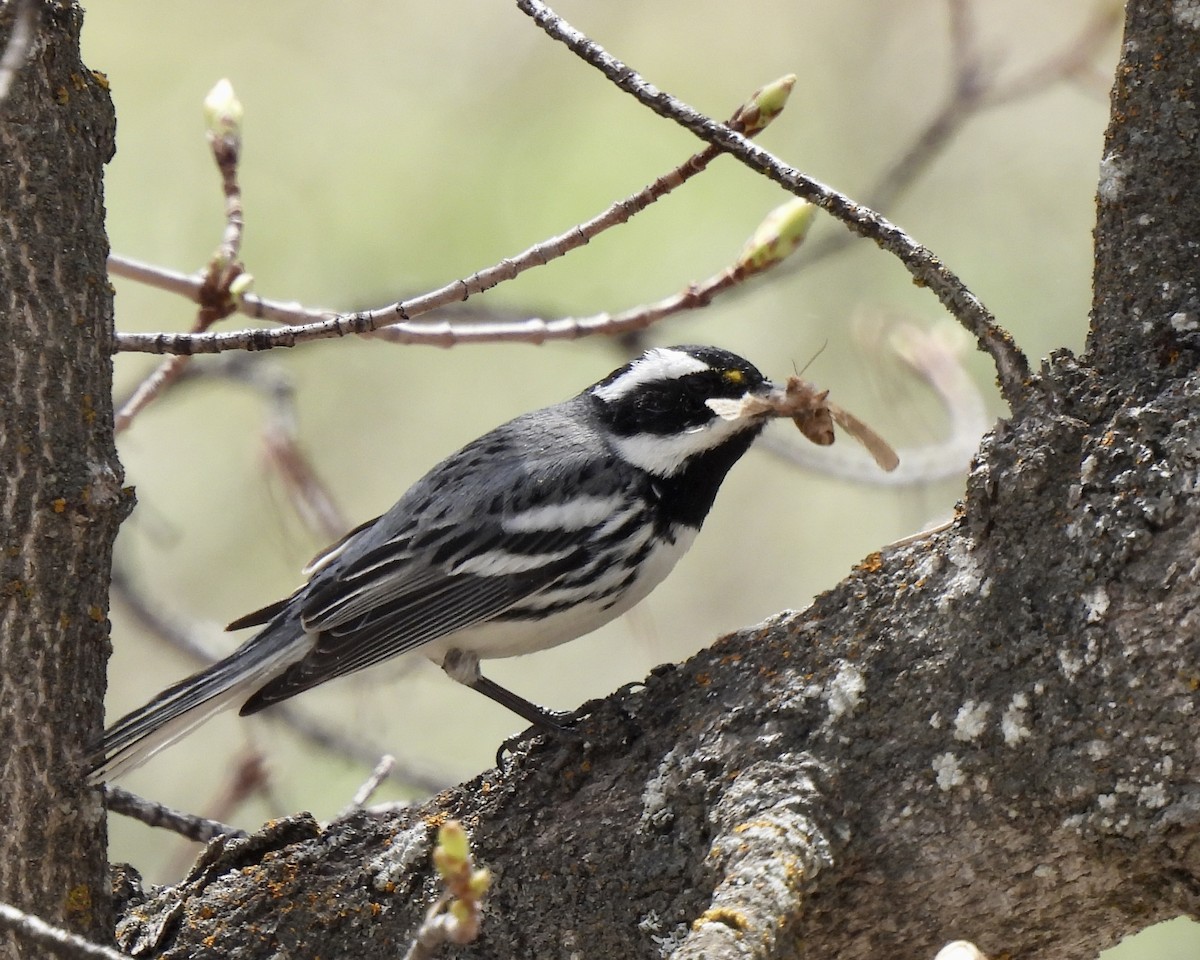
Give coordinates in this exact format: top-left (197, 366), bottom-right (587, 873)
top-left (514, 0), bottom-right (1033, 411)
top-left (793, 1), bottom-right (1117, 275)
top-left (204, 79), bottom-right (246, 279)
top-left (0, 0), bottom-right (36, 108)
top-left (0, 900), bottom-right (131, 960)
top-left (114, 81), bottom-right (248, 432)
top-left (109, 251), bottom-right (627, 349)
top-left (113, 199), bottom-right (810, 357)
top-left (105, 257), bottom-right (712, 353)
top-left (341, 754), bottom-right (397, 816)
top-left (108, 255), bottom-right (231, 306)
top-left (102, 785), bottom-right (244, 843)
top-left (402, 822), bottom-right (489, 960)
top-left (109, 77), bottom-right (796, 355)
top-left (139, 354), bottom-right (350, 542)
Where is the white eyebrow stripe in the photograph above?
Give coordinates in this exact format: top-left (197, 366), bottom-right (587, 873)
top-left (592, 348), bottom-right (710, 403)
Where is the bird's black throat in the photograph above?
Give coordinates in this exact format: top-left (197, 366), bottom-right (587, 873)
top-left (648, 423), bottom-right (765, 531)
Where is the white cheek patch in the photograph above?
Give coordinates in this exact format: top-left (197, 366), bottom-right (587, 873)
top-left (592, 348), bottom-right (711, 403)
top-left (611, 415), bottom-right (753, 476)
top-left (705, 391), bottom-right (775, 421)
top-left (705, 397), bottom-right (747, 420)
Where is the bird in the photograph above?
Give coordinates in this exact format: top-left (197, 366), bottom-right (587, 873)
top-left (88, 344), bottom-right (780, 781)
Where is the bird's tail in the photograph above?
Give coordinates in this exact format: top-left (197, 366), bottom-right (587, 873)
top-left (87, 620), bottom-right (308, 783)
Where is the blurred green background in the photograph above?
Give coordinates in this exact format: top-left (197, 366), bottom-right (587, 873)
top-left (81, 1), bottom-right (1197, 953)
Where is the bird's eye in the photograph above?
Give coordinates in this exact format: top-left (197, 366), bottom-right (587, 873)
top-left (722, 369), bottom-right (745, 386)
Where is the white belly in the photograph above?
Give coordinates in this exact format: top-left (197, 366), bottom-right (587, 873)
top-left (422, 525), bottom-right (698, 662)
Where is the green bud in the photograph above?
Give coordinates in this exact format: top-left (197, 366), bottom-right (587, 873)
top-left (736, 198), bottom-right (815, 275)
top-left (732, 74), bottom-right (796, 136)
top-left (228, 272), bottom-right (255, 299)
top-left (468, 868), bottom-right (491, 897)
top-left (204, 78), bottom-right (243, 141)
top-left (449, 899), bottom-right (472, 925)
top-left (436, 820), bottom-right (470, 867)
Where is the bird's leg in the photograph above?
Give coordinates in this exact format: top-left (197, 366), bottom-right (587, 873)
top-left (440, 648), bottom-right (581, 735)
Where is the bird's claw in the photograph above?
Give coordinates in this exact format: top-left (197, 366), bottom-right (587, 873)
top-left (495, 715), bottom-right (582, 769)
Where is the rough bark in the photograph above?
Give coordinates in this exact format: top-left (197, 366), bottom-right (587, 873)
top-left (0, 1), bottom-right (124, 954)
top-left (105, 4), bottom-right (1200, 959)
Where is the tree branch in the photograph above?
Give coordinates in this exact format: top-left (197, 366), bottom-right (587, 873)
top-left (114, 80), bottom-right (249, 432)
top-left (0, 901), bottom-right (131, 960)
top-left (102, 786), bottom-right (245, 844)
top-left (109, 77), bottom-right (795, 357)
top-left (514, 0), bottom-right (1033, 411)
top-left (0, 0), bottom-right (35, 108)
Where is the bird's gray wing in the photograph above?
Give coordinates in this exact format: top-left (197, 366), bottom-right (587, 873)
top-left (238, 516), bottom-right (591, 714)
top-left (312, 521), bottom-right (586, 659)
top-left (238, 403), bottom-right (624, 714)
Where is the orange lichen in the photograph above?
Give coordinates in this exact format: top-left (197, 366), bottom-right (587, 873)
top-left (63, 885), bottom-right (92, 923)
top-left (857, 552), bottom-right (883, 574)
top-left (695, 907), bottom-right (749, 932)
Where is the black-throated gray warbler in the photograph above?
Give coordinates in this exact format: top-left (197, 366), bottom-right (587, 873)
top-left (89, 345), bottom-right (780, 780)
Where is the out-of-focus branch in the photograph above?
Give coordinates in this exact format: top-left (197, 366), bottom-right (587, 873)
top-left (165, 353), bottom-right (349, 542)
top-left (795, 0), bottom-right (1120, 272)
top-left (977, 3), bottom-right (1120, 107)
top-left (0, 900), bottom-right (130, 960)
top-left (0, 0), bottom-right (36, 107)
top-left (114, 80), bottom-right (249, 432)
top-left (759, 321), bottom-right (988, 486)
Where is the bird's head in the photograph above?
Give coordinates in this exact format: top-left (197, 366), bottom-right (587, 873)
top-left (588, 345), bottom-right (774, 477)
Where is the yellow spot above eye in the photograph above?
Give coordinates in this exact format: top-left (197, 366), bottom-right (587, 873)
top-left (723, 369), bottom-right (745, 385)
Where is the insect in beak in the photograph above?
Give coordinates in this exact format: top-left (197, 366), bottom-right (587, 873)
top-left (706, 375), bottom-right (899, 472)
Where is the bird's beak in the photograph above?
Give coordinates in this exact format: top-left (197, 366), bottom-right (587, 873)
top-left (704, 380), bottom-right (779, 423)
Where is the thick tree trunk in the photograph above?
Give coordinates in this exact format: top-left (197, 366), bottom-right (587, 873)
top-left (107, 3), bottom-right (1200, 958)
top-left (0, 2), bottom-right (123, 955)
